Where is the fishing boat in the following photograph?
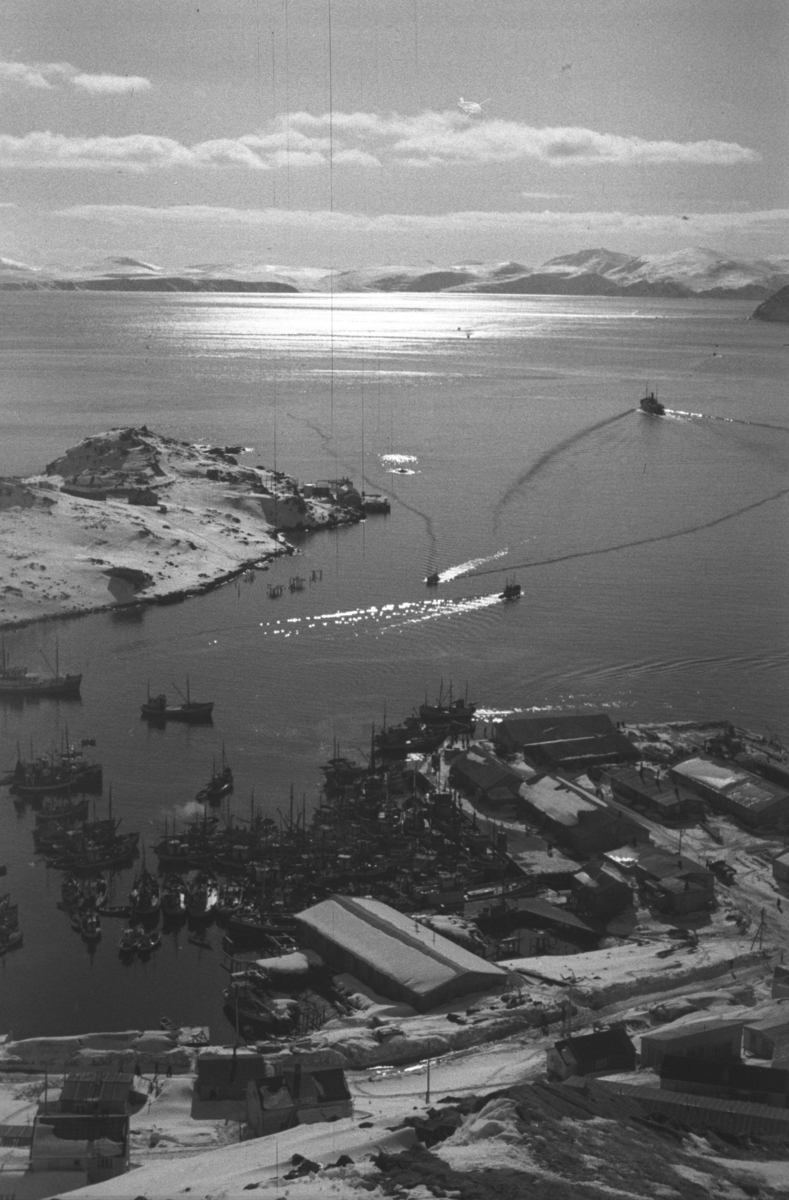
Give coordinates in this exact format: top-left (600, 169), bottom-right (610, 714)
top-left (10, 744), bottom-right (102, 798)
top-left (374, 721), bottom-right (451, 757)
top-left (419, 685), bottom-right (476, 727)
top-left (226, 903), bottom-right (297, 941)
top-left (79, 910), bottom-right (102, 942)
top-left (639, 388), bottom-right (665, 416)
top-left (35, 796), bottom-right (89, 826)
top-left (129, 863), bottom-right (161, 918)
top-left (48, 831), bottom-right (139, 872)
top-left (186, 870), bottom-right (219, 921)
top-left (196, 753), bottom-right (233, 804)
top-left (141, 677), bottom-right (214, 724)
top-left (118, 926), bottom-right (140, 955)
top-left (425, 572), bottom-right (440, 587)
top-left (136, 928), bottom-right (161, 955)
top-left (160, 874), bottom-right (187, 920)
top-left (0, 639), bottom-right (81, 699)
top-left (499, 580), bottom-right (521, 600)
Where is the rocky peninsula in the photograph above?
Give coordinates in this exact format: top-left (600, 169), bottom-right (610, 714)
top-left (751, 284), bottom-right (789, 323)
top-left (0, 427), bottom-right (367, 628)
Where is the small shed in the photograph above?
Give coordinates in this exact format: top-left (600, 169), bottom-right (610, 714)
top-left (59, 1072), bottom-right (133, 1116)
top-left (743, 1005), bottom-right (789, 1059)
top-left (547, 1026), bottom-right (635, 1080)
top-left (640, 1016), bottom-right (745, 1069)
top-left (246, 1063), bottom-right (352, 1137)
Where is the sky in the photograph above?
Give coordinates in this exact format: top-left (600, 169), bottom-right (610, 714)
top-left (1, 0), bottom-right (787, 270)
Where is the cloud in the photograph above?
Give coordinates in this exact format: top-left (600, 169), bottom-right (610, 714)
top-left (0, 109), bottom-right (757, 172)
top-left (0, 130), bottom-right (330, 171)
top-left (0, 60), bottom-right (151, 95)
top-left (53, 204), bottom-right (789, 239)
top-left (284, 110), bottom-right (759, 167)
top-left (70, 73), bottom-right (152, 95)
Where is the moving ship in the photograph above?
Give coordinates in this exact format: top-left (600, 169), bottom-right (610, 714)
top-left (639, 389), bottom-right (665, 416)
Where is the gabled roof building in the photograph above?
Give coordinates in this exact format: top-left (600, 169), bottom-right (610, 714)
top-left (670, 757), bottom-right (789, 829)
top-left (495, 713), bottom-right (638, 771)
top-left (295, 895), bottom-right (508, 1012)
top-left (547, 1026), bottom-right (635, 1080)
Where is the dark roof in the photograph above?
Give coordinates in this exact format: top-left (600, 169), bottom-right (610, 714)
top-left (553, 1026), bottom-right (635, 1072)
top-left (311, 1068), bottom-right (352, 1101)
top-left (510, 897), bottom-right (598, 937)
top-left (196, 1054), bottom-right (268, 1087)
top-left (635, 848), bottom-right (711, 882)
top-left (660, 1055), bottom-right (789, 1093)
top-left (497, 714), bottom-right (638, 766)
top-left (643, 1017), bottom-right (745, 1044)
top-left (37, 1114), bottom-right (128, 1143)
top-left (449, 751), bottom-right (523, 795)
top-left (60, 1072), bottom-right (133, 1109)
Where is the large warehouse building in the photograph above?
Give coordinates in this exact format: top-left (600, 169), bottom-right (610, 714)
top-left (295, 896), bottom-right (508, 1012)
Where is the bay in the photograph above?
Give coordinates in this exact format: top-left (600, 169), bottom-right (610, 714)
top-left (0, 291), bottom-right (787, 1038)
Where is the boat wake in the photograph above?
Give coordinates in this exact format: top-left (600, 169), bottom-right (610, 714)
top-left (470, 483), bottom-right (789, 580)
top-left (669, 410), bottom-right (789, 433)
top-left (492, 409), bottom-right (632, 531)
top-left (259, 592), bottom-right (504, 638)
top-left (434, 549), bottom-right (509, 583)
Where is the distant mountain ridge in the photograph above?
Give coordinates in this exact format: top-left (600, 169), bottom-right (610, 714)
top-left (2, 247), bottom-right (789, 300)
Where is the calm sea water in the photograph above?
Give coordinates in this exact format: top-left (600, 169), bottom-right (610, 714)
top-left (1, 291), bottom-right (787, 1038)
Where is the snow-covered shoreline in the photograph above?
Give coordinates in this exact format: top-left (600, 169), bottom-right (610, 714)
top-left (0, 427), bottom-right (361, 630)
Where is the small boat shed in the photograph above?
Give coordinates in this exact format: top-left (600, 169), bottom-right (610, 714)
top-left (295, 895), bottom-right (508, 1012)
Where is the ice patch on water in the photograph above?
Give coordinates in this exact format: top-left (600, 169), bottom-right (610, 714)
top-left (438, 549), bottom-right (509, 582)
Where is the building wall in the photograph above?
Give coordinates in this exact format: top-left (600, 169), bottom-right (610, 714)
top-left (641, 1025), bottom-right (743, 1069)
top-left (743, 1023), bottom-right (789, 1060)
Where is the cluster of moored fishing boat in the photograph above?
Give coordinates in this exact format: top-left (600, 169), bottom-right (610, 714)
top-left (2, 665), bottom-right (520, 1036)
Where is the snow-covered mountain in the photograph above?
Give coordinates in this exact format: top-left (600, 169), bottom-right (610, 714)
top-left (1, 246), bottom-right (788, 298)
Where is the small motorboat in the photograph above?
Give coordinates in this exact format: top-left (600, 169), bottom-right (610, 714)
top-left (639, 389), bottom-right (665, 416)
top-left (425, 573), bottom-right (440, 587)
top-left (500, 580), bottom-right (521, 601)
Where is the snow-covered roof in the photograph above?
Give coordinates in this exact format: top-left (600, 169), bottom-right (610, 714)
top-left (518, 775), bottom-right (600, 826)
top-left (296, 896), bottom-right (507, 1004)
